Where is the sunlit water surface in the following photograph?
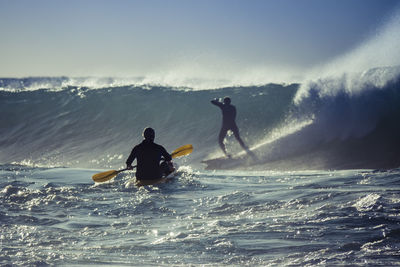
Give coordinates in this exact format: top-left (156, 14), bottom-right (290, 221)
top-left (1, 165), bottom-right (400, 266)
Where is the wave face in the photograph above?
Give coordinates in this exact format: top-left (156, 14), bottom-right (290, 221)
top-left (0, 81), bottom-right (298, 169)
top-left (1, 67), bottom-right (399, 170)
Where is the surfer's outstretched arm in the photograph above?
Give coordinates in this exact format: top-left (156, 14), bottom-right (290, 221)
top-left (211, 98), bottom-right (223, 108)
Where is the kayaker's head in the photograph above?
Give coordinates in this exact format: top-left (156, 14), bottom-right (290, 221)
top-left (143, 127), bottom-right (155, 141)
top-left (223, 97), bottom-right (231, 105)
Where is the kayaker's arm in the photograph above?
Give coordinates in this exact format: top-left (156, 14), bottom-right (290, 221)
top-left (161, 147), bottom-right (172, 162)
top-left (126, 146), bottom-right (138, 170)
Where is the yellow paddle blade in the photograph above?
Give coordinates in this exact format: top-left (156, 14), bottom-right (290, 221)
top-left (171, 144), bottom-right (193, 158)
top-left (92, 170), bottom-right (119, 183)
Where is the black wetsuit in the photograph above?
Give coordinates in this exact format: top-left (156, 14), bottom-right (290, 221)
top-left (126, 139), bottom-right (172, 181)
top-left (211, 99), bottom-right (238, 134)
top-left (211, 99), bottom-right (249, 155)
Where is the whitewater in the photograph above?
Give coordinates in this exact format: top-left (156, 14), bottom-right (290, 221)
top-left (2, 10), bottom-right (400, 267)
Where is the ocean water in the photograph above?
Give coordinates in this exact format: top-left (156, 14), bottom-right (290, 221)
top-left (1, 73), bottom-right (400, 266)
top-left (1, 165), bottom-right (400, 266)
top-left (1, 16), bottom-right (400, 265)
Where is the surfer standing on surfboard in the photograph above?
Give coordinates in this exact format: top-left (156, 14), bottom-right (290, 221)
top-left (126, 127), bottom-right (174, 182)
top-left (211, 97), bottom-right (252, 158)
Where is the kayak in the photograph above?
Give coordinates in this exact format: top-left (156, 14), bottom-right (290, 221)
top-left (125, 167), bottom-right (178, 188)
top-left (92, 144), bottom-right (192, 184)
top-left (135, 176), bottom-right (172, 187)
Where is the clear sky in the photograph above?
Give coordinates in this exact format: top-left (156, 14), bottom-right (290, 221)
top-left (0, 0), bottom-right (398, 82)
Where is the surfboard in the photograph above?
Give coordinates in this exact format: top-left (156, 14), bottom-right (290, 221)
top-left (202, 151), bottom-right (258, 170)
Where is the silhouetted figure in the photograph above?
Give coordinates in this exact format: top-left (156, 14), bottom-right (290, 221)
top-left (126, 127), bottom-right (174, 181)
top-left (211, 97), bottom-right (251, 157)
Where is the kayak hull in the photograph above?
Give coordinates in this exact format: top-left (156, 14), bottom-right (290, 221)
top-left (125, 168), bottom-right (178, 188)
top-left (135, 177), bottom-right (171, 187)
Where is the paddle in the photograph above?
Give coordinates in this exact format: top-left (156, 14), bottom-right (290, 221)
top-left (92, 144), bottom-right (193, 183)
top-left (170, 144), bottom-right (193, 158)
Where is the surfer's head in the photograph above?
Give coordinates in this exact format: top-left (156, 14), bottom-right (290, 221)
top-left (143, 127), bottom-right (155, 141)
top-left (223, 97), bottom-right (231, 104)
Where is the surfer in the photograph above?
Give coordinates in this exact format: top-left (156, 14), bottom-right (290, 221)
top-left (211, 97), bottom-right (252, 158)
top-left (126, 127), bottom-right (174, 181)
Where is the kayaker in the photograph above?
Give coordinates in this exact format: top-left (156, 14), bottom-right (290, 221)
top-left (126, 127), bottom-right (174, 181)
top-left (211, 97), bottom-right (251, 158)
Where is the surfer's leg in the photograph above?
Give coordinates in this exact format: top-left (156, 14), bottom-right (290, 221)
top-left (232, 126), bottom-right (248, 150)
top-left (232, 126), bottom-right (257, 159)
top-left (218, 128), bottom-right (229, 156)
